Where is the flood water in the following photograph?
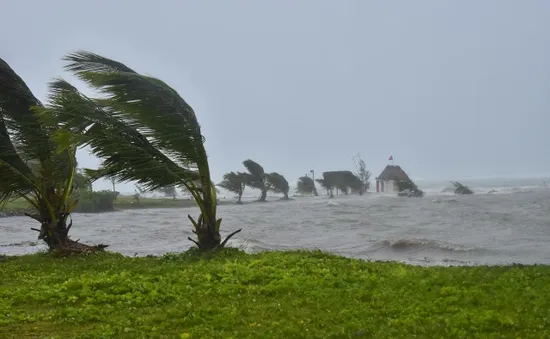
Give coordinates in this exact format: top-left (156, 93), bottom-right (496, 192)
top-left (2, 182), bottom-right (550, 266)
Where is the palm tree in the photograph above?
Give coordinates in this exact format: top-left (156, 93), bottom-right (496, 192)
top-left (0, 57), bottom-right (104, 251)
top-left (54, 50), bottom-right (241, 251)
top-left (217, 172), bottom-right (246, 203)
top-left (316, 178), bottom-right (334, 197)
top-left (296, 176), bottom-right (318, 196)
top-left (242, 159), bottom-right (268, 202)
top-left (267, 172), bottom-right (290, 199)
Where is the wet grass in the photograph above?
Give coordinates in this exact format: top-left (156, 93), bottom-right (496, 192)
top-left (1, 249), bottom-right (549, 338)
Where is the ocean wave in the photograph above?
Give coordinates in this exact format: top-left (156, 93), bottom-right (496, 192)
top-left (0, 240), bottom-right (40, 247)
top-left (367, 238), bottom-right (482, 254)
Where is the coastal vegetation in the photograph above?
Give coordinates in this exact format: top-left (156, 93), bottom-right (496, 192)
top-left (396, 179), bottom-right (425, 197)
top-left (296, 175), bottom-right (318, 196)
top-left (217, 172), bottom-right (247, 203)
top-left (0, 57), bottom-right (95, 252)
top-left (266, 172), bottom-right (290, 200)
top-left (242, 159), bottom-right (269, 202)
top-left (1, 250), bottom-right (549, 338)
top-left (452, 181), bottom-right (474, 195)
top-left (0, 51), bottom-right (241, 252)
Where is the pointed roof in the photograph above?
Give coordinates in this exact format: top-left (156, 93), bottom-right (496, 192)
top-left (376, 165), bottom-right (411, 181)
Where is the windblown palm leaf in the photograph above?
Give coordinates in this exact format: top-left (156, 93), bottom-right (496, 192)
top-left (58, 50), bottom-right (241, 250)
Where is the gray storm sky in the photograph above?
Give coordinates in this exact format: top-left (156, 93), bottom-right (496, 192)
top-left (2, 0), bottom-right (550, 192)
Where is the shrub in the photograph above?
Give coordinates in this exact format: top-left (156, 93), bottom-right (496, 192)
top-left (72, 190), bottom-right (119, 213)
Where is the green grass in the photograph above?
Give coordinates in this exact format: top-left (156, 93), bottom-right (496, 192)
top-left (1, 250), bottom-right (549, 338)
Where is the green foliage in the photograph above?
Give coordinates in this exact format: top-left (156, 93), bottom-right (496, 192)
top-left (53, 50), bottom-right (235, 251)
top-left (217, 172), bottom-right (246, 203)
top-left (452, 181), bottom-right (474, 195)
top-left (321, 171), bottom-right (363, 196)
top-left (1, 251), bottom-right (549, 338)
top-left (242, 159), bottom-right (268, 201)
top-left (157, 185), bottom-right (177, 199)
top-left (316, 178), bottom-right (334, 197)
top-left (352, 154), bottom-right (371, 193)
top-left (266, 172), bottom-right (290, 199)
top-left (71, 190), bottom-right (119, 213)
top-left (296, 176), bottom-right (318, 196)
top-left (73, 171), bottom-right (92, 191)
top-left (396, 179), bottom-right (424, 197)
top-left (0, 56), bottom-right (80, 248)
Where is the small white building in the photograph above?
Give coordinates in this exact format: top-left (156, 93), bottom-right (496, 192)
top-left (375, 165), bottom-right (411, 193)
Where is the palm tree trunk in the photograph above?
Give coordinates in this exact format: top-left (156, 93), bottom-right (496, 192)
top-left (259, 189), bottom-right (267, 202)
top-left (195, 221), bottom-right (222, 250)
top-left (35, 217), bottom-right (107, 253)
top-left (40, 218), bottom-right (71, 249)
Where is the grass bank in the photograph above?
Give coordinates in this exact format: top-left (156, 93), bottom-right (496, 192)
top-left (1, 250), bottom-right (549, 338)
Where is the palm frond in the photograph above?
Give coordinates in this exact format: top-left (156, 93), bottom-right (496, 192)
top-left (0, 57), bottom-right (52, 163)
top-left (44, 78), bottom-right (199, 191)
top-left (242, 159), bottom-right (266, 190)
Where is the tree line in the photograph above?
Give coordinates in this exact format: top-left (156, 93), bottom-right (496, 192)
top-left (217, 155), bottom-right (373, 202)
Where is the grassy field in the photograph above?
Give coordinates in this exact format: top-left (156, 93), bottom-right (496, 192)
top-left (1, 250), bottom-right (549, 338)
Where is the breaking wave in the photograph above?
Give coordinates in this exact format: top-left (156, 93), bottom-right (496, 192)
top-left (366, 238), bottom-right (486, 254)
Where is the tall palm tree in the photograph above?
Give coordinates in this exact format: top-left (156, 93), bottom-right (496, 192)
top-left (0, 57), bottom-right (100, 251)
top-left (217, 171), bottom-right (246, 203)
top-left (267, 172), bottom-right (290, 199)
top-left (54, 50), bottom-right (241, 251)
top-left (242, 159), bottom-right (268, 202)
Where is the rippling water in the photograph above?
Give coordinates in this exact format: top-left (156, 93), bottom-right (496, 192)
top-left (2, 185), bottom-right (550, 266)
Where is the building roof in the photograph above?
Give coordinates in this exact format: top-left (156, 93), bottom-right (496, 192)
top-left (376, 165), bottom-right (411, 181)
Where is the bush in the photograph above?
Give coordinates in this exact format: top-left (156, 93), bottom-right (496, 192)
top-left (72, 190), bottom-right (119, 213)
top-left (396, 179), bottom-right (424, 197)
top-left (452, 181), bottom-right (474, 195)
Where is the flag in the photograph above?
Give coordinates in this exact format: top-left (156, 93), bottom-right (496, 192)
top-left (310, 170), bottom-right (314, 173)
top-left (389, 155), bottom-right (393, 161)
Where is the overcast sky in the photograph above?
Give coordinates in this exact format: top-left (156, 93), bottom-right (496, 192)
top-left (2, 0), bottom-right (550, 192)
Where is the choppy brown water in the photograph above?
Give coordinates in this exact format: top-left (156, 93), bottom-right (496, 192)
top-left (2, 187), bottom-right (550, 266)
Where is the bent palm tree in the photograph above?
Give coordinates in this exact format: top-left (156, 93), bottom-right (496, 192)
top-left (267, 172), bottom-right (290, 199)
top-left (0, 57), bottom-right (104, 251)
top-left (217, 171), bottom-right (246, 203)
top-left (55, 50), bottom-right (241, 251)
top-left (242, 159), bottom-right (268, 201)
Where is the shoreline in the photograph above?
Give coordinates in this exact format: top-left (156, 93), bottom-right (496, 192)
top-left (1, 249), bottom-right (549, 337)
top-left (0, 197), bottom-right (237, 218)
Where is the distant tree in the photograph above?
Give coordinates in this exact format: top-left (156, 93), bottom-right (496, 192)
top-left (296, 176), bottom-right (318, 196)
top-left (396, 179), bottom-right (424, 198)
top-left (159, 185), bottom-right (177, 199)
top-left (267, 172), bottom-right (290, 200)
top-left (451, 181), bottom-right (473, 195)
top-left (243, 159), bottom-right (268, 202)
top-left (217, 172), bottom-right (246, 203)
top-left (316, 178), bottom-right (334, 198)
top-left (73, 170), bottom-right (92, 191)
top-left (352, 154), bottom-right (371, 194)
